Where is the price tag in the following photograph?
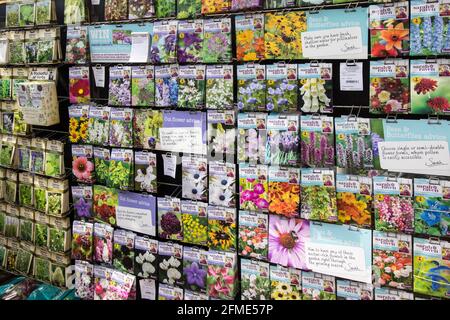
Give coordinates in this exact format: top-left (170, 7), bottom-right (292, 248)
top-left (162, 154), bottom-right (177, 179)
top-left (340, 62), bottom-right (363, 91)
top-left (92, 66), bottom-right (105, 88)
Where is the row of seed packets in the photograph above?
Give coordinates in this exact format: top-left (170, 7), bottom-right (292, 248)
top-left (0, 28), bottom-right (62, 65)
top-left (370, 58), bottom-right (450, 114)
top-left (1, 169), bottom-right (70, 217)
top-left (5, 0), bottom-right (57, 27)
top-left (0, 136), bottom-right (65, 179)
top-left (0, 205), bottom-right (72, 288)
top-left (74, 246), bottom-right (238, 300)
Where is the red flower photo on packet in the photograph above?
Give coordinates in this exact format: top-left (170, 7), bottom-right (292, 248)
top-left (69, 66), bottom-right (91, 104)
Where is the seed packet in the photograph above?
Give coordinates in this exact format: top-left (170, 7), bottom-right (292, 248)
top-left (300, 115), bottom-right (335, 168)
top-left (107, 149), bottom-right (133, 190)
top-left (203, 18), bottom-right (232, 63)
top-left (2, 111), bottom-right (14, 134)
top-left (336, 174), bottom-right (373, 228)
top-left (158, 241), bottom-right (183, 286)
top-left (69, 67), bottom-right (90, 104)
top-left (93, 147), bottom-right (110, 186)
top-left (183, 246), bottom-right (208, 293)
top-left (34, 217), bottom-right (48, 248)
top-left (373, 231), bottom-right (413, 290)
top-left (0, 68), bottom-right (12, 100)
top-left (150, 21), bottom-right (177, 64)
top-left (238, 210), bottom-right (268, 260)
top-left (207, 110), bottom-right (236, 157)
top-left (12, 68), bottom-right (28, 101)
top-left (87, 106), bottom-right (111, 146)
top-left (113, 229), bottom-right (136, 274)
top-left (265, 64), bottom-right (298, 112)
top-left (237, 113), bottom-right (267, 164)
top-left (71, 221), bottom-right (93, 261)
top-left (266, 114), bottom-right (300, 166)
top-left (411, 59), bottom-right (450, 114)
top-left (182, 156), bottom-right (207, 202)
top-left (134, 151), bottom-right (157, 193)
top-left (104, 0), bottom-right (128, 20)
top-left (129, 0), bottom-right (155, 19)
top-left (232, 0), bottom-right (262, 10)
top-left (0, 135), bottom-right (16, 168)
top-left (335, 117), bottom-right (374, 171)
top-left (71, 145), bottom-right (94, 184)
top-left (93, 266), bottom-right (134, 300)
top-left (374, 287), bottom-right (413, 300)
top-left (298, 63), bottom-right (333, 113)
top-left (155, 0), bottom-right (176, 17)
top-left (208, 162), bottom-right (236, 208)
top-left (158, 283), bottom-right (183, 300)
top-left (177, 65), bottom-right (206, 110)
top-left (414, 178), bottom-right (450, 236)
top-left (72, 185), bottom-right (93, 219)
top-left (181, 200), bottom-right (208, 246)
top-left (15, 248), bottom-right (33, 274)
top-left (131, 66), bottom-right (155, 107)
top-left (155, 65), bottom-right (178, 107)
top-left (19, 216), bottom-right (34, 243)
top-left (270, 265), bottom-right (302, 300)
top-left (30, 138), bottom-right (45, 175)
top-left (134, 236), bottom-right (157, 278)
top-left (413, 237), bottom-right (450, 298)
top-left (69, 104), bottom-right (89, 144)
top-left (240, 258), bottom-right (270, 300)
top-left (158, 197), bottom-right (182, 240)
top-left (177, 20), bottom-right (203, 63)
top-left (19, 1), bottom-right (36, 27)
top-left (237, 64), bottom-right (266, 112)
top-left (75, 261), bottom-right (94, 300)
top-left (5, 2), bottom-right (20, 28)
top-left (373, 176), bottom-right (414, 233)
top-left (177, 0), bottom-right (200, 18)
top-left (369, 2), bottom-right (409, 57)
top-left (35, 0), bottom-right (54, 25)
top-left (64, 0), bottom-right (88, 24)
top-left (66, 26), bottom-right (89, 64)
top-left (109, 66), bottom-right (131, 107)
top-left (33, 176), bottom-right (47, 212)
top-left (48, 226), bottom-right (70, 253)
top-left (33, 255), bottom-right (50, 282)
top-left (133, 109), bottom-right (162, 149)
top-left (93, 222), bottom-right (113, 264)
top-left (411, 0), bottom-right (450, 56)
top-left (207, 205), bottom-right (236, 252)
top-left (93, 185), bottom-right (118, 226)
top-left (205, 65), bottom-right (233, 110)
top-left (370, 59), bottom-right (410, 114)
top-left (207, 250), bottom-right (237, 300)
top-left (336, 280), bottom-right (374, 300)
top-left (5, 170), bottom-right (18, 204)
top-left (265, 12), bottom-right (306, 60)
top-left (299, 0), bottom-right (331, 5)
top-left (44, 140), bottom-right (64, 178)
top-left (265, 0), bottom-right (296, 9)
top-left (109, 108), bottom-right (133, 148)
top-left (268, 167), bottom-right (300, 218)
top-left (36, 29), bottom-right (60, 64)
top-left (201, 0), bottom-right (231, 14)
top-left (301, 272), bottom-right (336, 300)
top-left (235, 14), bottom-right (265, 62)
top-left (300, 169), bottom-right (338, 223)
top-left (239, 164), bottom-right (269, 212)
top-left (5, 214), bottom-right (19, 238)
top-left (18, 172), bottom-right (33, 207)
top-left (9, 31), bottom-right (25, 65)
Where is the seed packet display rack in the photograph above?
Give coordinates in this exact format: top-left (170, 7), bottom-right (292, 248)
top-left (0, 0), bottom-right (449, 301)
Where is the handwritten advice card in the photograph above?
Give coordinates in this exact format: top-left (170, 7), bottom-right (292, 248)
top-left (305, 223), bottom-right (372, 283)
top-left (371, 119), bottom-right (450, 176)
top-left (301, 7), bottom-right (368, 60)
top-left (301, 27), bottom-right (362, 58)
top-left (116, 191), bottom-right (156, 236)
